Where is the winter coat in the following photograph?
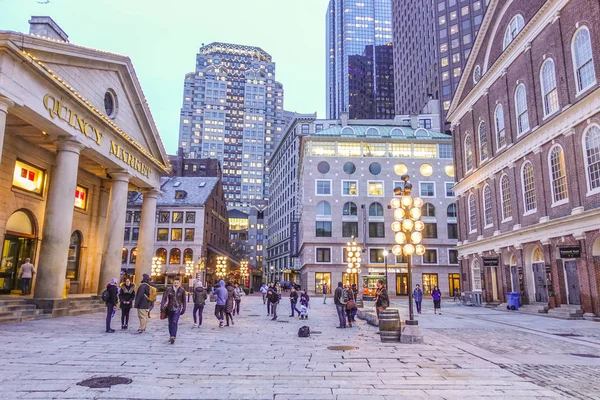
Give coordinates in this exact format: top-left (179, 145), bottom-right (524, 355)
top-left (119, 284), bottom-right (135, 309)
top-left (289, 290), bottom-right (298, 303)
top-left (225, 284), bottom-right (235, 313)
top-left (267, 290), bottom-right (279, 304)
top-left (432, 289), bottom-right (442, 301)
top-left (193, 286), bottom-right (208, 306)
top-left (375, 287), bottom-right (390, 308)
top-left (234, 287), bottom-right (244, 300)
top-left (134, 281), bottom-right (152, 309)
top-left (161, 286), bottom-right (187, 314)
top-left (334, 285), bottom-right (344, 306)
top-left (300, 293), bottom-right (310, 307)
top-left (413, 288), bottom-right (424, 302)
top-left (215, 280), bottom-right (228, 306)
top-left (105, 283), bottom-right (119, 305)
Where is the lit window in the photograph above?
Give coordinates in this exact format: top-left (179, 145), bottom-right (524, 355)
top-left (368, 182), bottom-right (384, 197)
top-left (440, 43), bottom-right (448, 53)
top-left (541, 59), bottom-right (559, 116)
top-left (453, 67), bottom-right (461, 77)
top-left (450, 11), bottom-right (457, 20)
top-left (441, 57), bottom-right (449, 67)
top-left (463, 33), bottom-right (472, 45)
top-left (414, 144), bottom-right (437, 158)
top-left (450, 25), bottom-right (458, 35)
top-left (171, 228), bottom-right (183, 241)
top-left (452, 53), bottom-right (461, 64)
top-left (442, 71), bottom-right (450, 81)
top-left (572, 27), bottom-right (596, 92)
top-left (473, 1), bottom-right (481, 10)
top-left (12, 160), bottom-right (45, 195)
top-left (549, 145), bottom-right (568, 203)
top-left (342, 180), bottom-right (358, 196)
top-left (74, 185), bottom-right (87, 210)
top-left (443, 101), bottom-right (450, 110)
top-left (439, 15), bottom-right (446, 25)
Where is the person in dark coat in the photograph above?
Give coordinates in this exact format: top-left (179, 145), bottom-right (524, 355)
top-left (289, 287), bottom-right (302, 317)
top-left (267, 288), bottom-right (279, 320)
top-left (224, 281), bottom-right (235, 326)
top-left (299, 290), bottom-right (310, 308)
top-left (432, 286), bottom-right (442, 315)
top-left (413, 284), bottom-right (424, 314)
top-left (214, 280), bottom-right (228, 327)
top-left (134, 274), bottom-right (153, 334)
top-left (192, 281), bottom-right (208, 327)
top-left (160, 277), bottom-right (186, 344)
top-left (334, 282), bottom-right (346, 329)
top-left (119, 278), bottom-right (135, 330)
top-left (375, 280), bottom-right (389, 319)
top-left (104, 278), bottom-right (119, 333)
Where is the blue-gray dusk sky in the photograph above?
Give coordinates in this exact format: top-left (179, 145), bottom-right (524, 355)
top-left (0, 0), bottom-right (326, 153)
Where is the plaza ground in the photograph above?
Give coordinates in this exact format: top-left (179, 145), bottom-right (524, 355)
top-left (0, 295), bottom-right (599, 399)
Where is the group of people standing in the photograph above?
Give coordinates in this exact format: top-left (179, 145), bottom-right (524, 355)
top-left (260, 282), bottom-right (310, 321)
top-left (213, 280), bottom-right (245, 328)
top-left (333, 282), bottom-right (358, 328)
top-left (103, 273), bottom-right (155, 334)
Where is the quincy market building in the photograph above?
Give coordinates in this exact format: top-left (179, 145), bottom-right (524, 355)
top-left (0, 18), bottom-right (169, 315)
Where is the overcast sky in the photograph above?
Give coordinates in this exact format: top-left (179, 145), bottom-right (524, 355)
top-left (0, 0), bottom-right (326, 153)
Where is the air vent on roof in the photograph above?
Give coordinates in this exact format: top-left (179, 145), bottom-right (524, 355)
top-left (173, 181), bottom-right (181, 187)
top-left (199, 182), bottom-right (206, 187)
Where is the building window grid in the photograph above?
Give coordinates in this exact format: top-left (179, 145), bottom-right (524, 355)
top-left (468, 193), bottom-right (477, 233)
top-left (483, 185), bottom-right (493, 227)
top-left (549, 146), bottom-right (568, 204)
top-left (472, 260), bottom-right (482, 291)
top-left (478, 121), bottom-right (488, 162)
top-left (465, 135), bottom-right (473, 171)
top-left (515, 84), bottom-right (530, 135)
top-left (500, 174), bottom-right (512, 220)
top-left (503, 14), bottom-right (525, 50)
top-left (541, 59), bottom-right (559, 116)
top-left (522, 162), bottom-right (537, 213)
top-left (585, 125), bottom-right (600, 192)
top-left (495, 104), bottom-right (507, 149)
top-left (573, 27), bottom-right (596, 93)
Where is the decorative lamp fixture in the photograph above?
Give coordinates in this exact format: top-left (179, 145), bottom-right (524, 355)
top-left (239, 260), bottom-right (250, 287)
top-left (185, 260), bottom-right (194, 277)
top-left (151, 256), bottom-right (163, 277)
top-left (345, 236), bottom-right (362, 275)
top-left (215, 256), bottom-right (228, 279)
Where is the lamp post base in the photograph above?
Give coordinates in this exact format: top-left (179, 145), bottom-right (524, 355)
top-left (400, 320), bottom-right (423, 344)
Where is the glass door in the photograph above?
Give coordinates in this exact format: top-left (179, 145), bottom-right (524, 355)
top-left (0, 235), bottom-right (36, 293)
top-left (396, 273), bottom-right (408, 295)
top-left (448, 273), bottom-right (460, 297)
top-left (342, 273), bottom-right (358, 287)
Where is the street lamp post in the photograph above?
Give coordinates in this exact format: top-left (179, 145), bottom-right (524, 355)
top-left (390, 174), bottom-right (425, 344)
top-left (382, 250), bottom-right (389, 289)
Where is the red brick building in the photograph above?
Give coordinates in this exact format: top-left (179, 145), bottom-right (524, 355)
top-left (448, 0), bottom-right (600, 317)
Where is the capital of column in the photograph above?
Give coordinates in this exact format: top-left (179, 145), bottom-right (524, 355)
top-left (56, 137), bottom-right (86, 154)
top-left (140, 188), bottom-right (161, 199)
top-left (107, 169), bottom-right (131, 183)
top-left (0, 96), bottom-right (15, 114)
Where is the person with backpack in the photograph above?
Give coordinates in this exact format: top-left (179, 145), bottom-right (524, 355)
top-left (134, 274), bottom-right (155, 334)
top-left (375, 279), bottom-right (389, 319)
top-left (192, 280), bottom-right (208, 327)
top-left (334, 282), bottom-right (347, 328)
top-left (267, 288), bottom-right (279, 320)
top-left (118, 277), bottom-right (135, 330)
top-left (289, 287), bottom-right (302, 317)
top-left (160, 277), bottom-right (186, 344)
top-left (214, 280), bottom-right (228, 328)
top-left (233, 282), bottom-right (244, 316)
top-left (413, 284), bottom-right (423, 314)
top-left (103, 278), bottom-right (119, 333)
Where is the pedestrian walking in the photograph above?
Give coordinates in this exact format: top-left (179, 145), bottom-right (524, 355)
top-left (432, 286), bottom-right (442, 315)
top-left (345, 284), bottom-right (357, 327)
top-left (300, 290), bottom-right (310, 309)
top-left (103, 278), bottom-right (119, 333)
top-left (374, 279), bottom-right (389, 319)
top-left (322, 282), bottom-right (328, 304)
top-left (413, 284), bottom-right (423, 314)
top-left (192, 280), bottom-right (207, 327)
top-left (233, 283), bottom-right (244, 316)
top-left (224, 281), bottom-right (235, 326)
top-left (453, 288), bottom-right (460, 302)
top-left (350, 283), bottom-right (359, 322)
top-left (289, 287), bottom-right (302, 317)
top-left (134, 274), bottom-right (154, 334)
top-left (266, 282), bottom-right (276, 316)
top-left (267, 287), bottom-right (279, 320)
top-left (214, 280), bottom-right (227, 328)
top-left (160, 277), bottom-right (186, 344)
top-left (119, 277), bottom-right (135, 330)
top-left (260, 283), bottom-right (268, 304)
top-left (334, 282), bottom-right (347, 328)
top-left (18, 258), bottom-right (35, 296)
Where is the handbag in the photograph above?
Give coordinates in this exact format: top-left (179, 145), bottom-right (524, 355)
top-left (346, 299), bottom-right (355, 310)
top-left (160, 309), bottom-right (167, 320)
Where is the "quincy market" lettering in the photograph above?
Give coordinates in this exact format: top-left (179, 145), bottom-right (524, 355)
top-left (109, 141), bottom-right (151, 178)
top-left (43, 94), bottom-right (103, 145)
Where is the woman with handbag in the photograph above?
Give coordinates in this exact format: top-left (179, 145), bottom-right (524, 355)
top-left (160, 277), bottom-right (186, 344)
top-left (344, 285), bottom-right (356, 328)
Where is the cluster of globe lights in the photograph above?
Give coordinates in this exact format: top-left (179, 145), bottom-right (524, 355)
top-left (346, 237), bottom-right (362, 274)
top-left (216, 256), bottom-right (228, 279)
top-left (390, 175), bottom-right (426, 257)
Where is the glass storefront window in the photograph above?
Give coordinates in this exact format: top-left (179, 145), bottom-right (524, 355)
top-left (315, 272), bottom-right (331, 294)
top-left (396, 273), bottom-right (408, 295)
top-left (338, 142), bottom-right (361, 157)
top-left (342, 273), bottom-right (358, 287)
top-left (74, 185), bottom-right (87, 210)
top-left (169, 248), bottom-right (181, 264)
top-left (422, 273), bottom-right (439, 294)
top-left (172, 212), bottom-right (184, 223)
top-left (12, 160), bottom-right (45, 195)
top-left (368, 182), bottom-right (384, 196)
top-left (185, 228), bottom-right (195, 241)
top-left (389, 143), bottom-right (412, 157)
top-left (362, 142), bottom-right (386, 157)
top-left (414, 144), bottom-right (438, 158)
top-left (311, 141), bottom-right (336, 156)
top-left (449, 273), bottom-right (460, 297)
top-left (363, 275), bottom-right (385, 300)
top-left (171, 228), bottom-right (183, 241)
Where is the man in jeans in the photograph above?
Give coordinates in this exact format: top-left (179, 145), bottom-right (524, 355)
top-left (334, 282), bottom-right (346, 328)
top-left (18, 258), bottom-right (35, 295)
top-left (134, 274), bottom-right (152, 333)
top-left (214, 280), bottom-right (228, 327)
top-left (160, 277), bottom-right (186, 344)
top-left (267, 288), bottom-right (279, 320)
top-left (322, 283), bottom-right (328, 304)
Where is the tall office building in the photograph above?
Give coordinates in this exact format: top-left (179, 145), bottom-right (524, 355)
top-left (393, 0), bottom-right (487, 127)
top-left (326, 0), bottom-right (395, 120)
top-left (177, 42), bottom-right (285, 271)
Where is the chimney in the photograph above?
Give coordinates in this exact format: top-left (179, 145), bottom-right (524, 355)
top-left (410, 114), bottom-right (419, 130)
top-left (28, 16), bottom-right (69, 42)
top-left (340, 112), bottom-right (349, 127)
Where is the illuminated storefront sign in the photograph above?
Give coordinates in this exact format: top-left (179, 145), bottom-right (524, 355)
top-left (74, 185), bottom-right (87, 210)
top-left (12, 160), bottom-right (45, 195)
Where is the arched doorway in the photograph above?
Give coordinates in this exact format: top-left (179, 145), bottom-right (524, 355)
top-left (531, 246), bottom-right (548, 303)
top-left (0, 210), bottom-right (38, 293)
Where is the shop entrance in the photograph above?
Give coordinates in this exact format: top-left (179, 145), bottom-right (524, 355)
top-left (532, 263), bottom-right (548, 303)
top-left (0, 210), bottom-right (37, 294)
top-left (564, 261), bottom-right (581, 305)
top-left (490, 267), bottom-right (499, 301)
top-left (396, 273), bottom-right (408, 295)
top-left (448, 273), bottom-right (460, 297)
top-left (342, 273), bottom-right (358, 287)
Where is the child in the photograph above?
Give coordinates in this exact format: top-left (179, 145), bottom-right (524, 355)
top-left (299, 304), bottom-right (308, 320)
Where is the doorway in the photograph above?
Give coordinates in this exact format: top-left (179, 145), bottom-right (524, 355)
top-left (491, 267), bottom-right (499, 301)
top-left (396, 273), bottom-right (408, 295)
top-left (532, 263), bottom-right (548, 303)
top-left (448, 273), bottom-right (460, 297)
top-left (564, 261), bottom-right (581, 305)
top-left (0, 210), bottom-right (37, 294)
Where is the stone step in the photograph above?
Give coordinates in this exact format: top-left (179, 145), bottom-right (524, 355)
top-left (0, 299), bottom-right (30, 306)
top-left (68, 309), bottom-right (104, 317)
top-left (0, 304), bottom-right (37, 313)
top-left (0, 313), bottom-right (51, 324)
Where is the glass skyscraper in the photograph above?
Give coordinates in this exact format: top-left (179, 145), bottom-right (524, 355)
top-left (326, 0), bottom-right (395, 120)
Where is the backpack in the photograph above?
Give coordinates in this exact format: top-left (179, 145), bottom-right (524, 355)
top-left (101, 289), bottom-right (110, 302)
top-left (298, 326), bottom-right (310, 338)
top-left (143, 283), bottom-right (157, 302)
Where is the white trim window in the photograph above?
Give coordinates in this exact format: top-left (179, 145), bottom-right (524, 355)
top-left (549, 145), bottom-right (568, 204)
top-left (495, 104), bottom-right (507, 150)
top-left (367, 181), bottom-right (384, 197)
top-left (315, 247), bottom-right (332, 263)
top-left (515, 84), bottom-right (530, 135)
top-left (572, 26), bottom-right (596, 93)
top-left (583, 125), bottom-right (600, 193)
top-left (423, 203), bottom-right (436, 218)
top-left (465, 134), bottom-right (473, 172)
top-left (483, 184), bottom-right (493, 228)
top-left (521, 161), bottom-right (537, 213)
top-left (316, 201), bottom-right (332, 217)
top-left (478, 120), bottom-right (488, 162)
top-left (448, 249), bottom-right (459, 265)
top-left (468, 193), bottom-right (477, 233)
top-left (541, 59), bottom-right (559, 116)
top-left (341, 180), bottom-right (358, 196)
top-left (419, 182), bottom-right (436, 197)
top-left (472, 260), bottom-right (482, 291)
top-left (503, 14), bottom-right (525, 50)
top-left (315, 180), bottom-right (332, 196)
top-left (445, 182), bottom-right (454, 198)
top-left (422, 249), bottom-right (438, 265)
top-left (500, 173), bottom-right (512, 221)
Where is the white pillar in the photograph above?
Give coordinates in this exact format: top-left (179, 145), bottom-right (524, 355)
top-left (134, 189), bottom-right (159, 287)
top-left (98, 171), bottom-right (130, 291)
top-left (34, 139), bottom-right (86, 299)
top-left (0, 97), bottom-right (15, 164)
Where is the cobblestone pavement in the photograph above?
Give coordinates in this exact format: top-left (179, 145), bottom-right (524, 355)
top-left (0, 295), bottom-right (598, 399)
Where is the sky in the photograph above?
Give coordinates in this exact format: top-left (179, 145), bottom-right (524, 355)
top-left (0, 0), bottom-right (327, 153)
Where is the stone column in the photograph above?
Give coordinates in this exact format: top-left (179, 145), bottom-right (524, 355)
top-left (134, 189), bottom-right (159, 287)
top-left (0, 97), bottom-right (15, 164)
top-left (34, 139), bottom-right (86, 299)
top-left (98, 171), bottom-right (130, 291)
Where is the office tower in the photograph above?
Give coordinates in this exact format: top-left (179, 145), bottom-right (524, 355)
top-left (326, 0), bottom-right (395, 120)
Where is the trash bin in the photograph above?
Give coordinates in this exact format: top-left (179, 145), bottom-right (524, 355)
top-left (507, 292), bottom-right (520, 310)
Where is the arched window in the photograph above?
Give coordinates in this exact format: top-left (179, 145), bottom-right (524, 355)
top-left (130, 247), bottom-right (138, 264)
top-left (369, 202), bottom-right (384, 217)
top-left (583, 125), bottom-right (600, 192)
top-left (572, 26), bottom-right (596, 92)
top-left (495, 104), bottom-right (507, 150)
top-left (503, 14), bottom-right (525, 50)
top-left (478, 121), bottom-right (488, 162)
top-left (468, 193), bottom-right (477, 233)
top-left (473, 65), bottom-right (482, 84)
top-left (423, 203), bottom-right (436, 217)
top-left (155, 248), bottom-right (167, 264)
top-left (541, 59), bottom-right (559, 116)
top-left (67, 231), bottom-right (82, 280)
top-left (465, 134), bottom-right (473, 172)
top-left (122, 248), bottom-right (128, 264)
top-left (447, 203), bottom-right (457, 218)
top-left (183, 248), bottom-right (193, 263)
top-left (483, 184), bottom-right (493, 227)
top-left (316, 201), bottom-right (331, 217)
top-left (549, 145), bottom-right (568, 203)
top-left (472, 260), bottom-right (482, 291)
top-left (515, 84), bottom-right (530, 134)
top-left (500, 174), bottom-right (512, 220)
top-left (533, 246), bottom-right (544, 262)
top-left (169, 248), bottom-right (181, 264)
top-left (522, 161), bottom-right (537, 212)
top-left (342, 201), bottom-right (358, 216)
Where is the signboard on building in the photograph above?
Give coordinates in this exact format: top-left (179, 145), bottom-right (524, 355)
top-left (367, 267), bottom-right (408, 274)
top-left (290, 221), bottom-right (299, 257)
top-left (559, 246), bottom-right (581, 259)
top-left (482, 257), bottom-right (499, 267)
